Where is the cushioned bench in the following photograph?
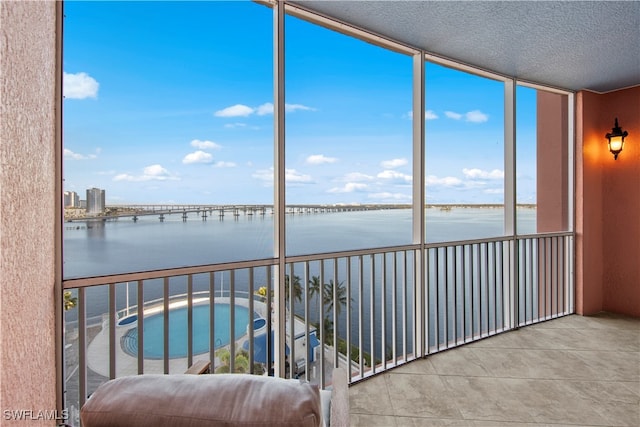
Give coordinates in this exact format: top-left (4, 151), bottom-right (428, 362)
top-left (80, 369), bottom-right (349, 427)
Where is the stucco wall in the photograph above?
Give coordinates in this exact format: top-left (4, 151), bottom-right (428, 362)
top-left (576, 86), bottom-right (640, 316)
top-left (537, 90), bottom-right (569, 232)
top-left (1, 0), bottom-right (59, 421)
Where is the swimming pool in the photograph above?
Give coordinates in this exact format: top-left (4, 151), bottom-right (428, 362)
top-left (121, 303), bottom-right (255, 359)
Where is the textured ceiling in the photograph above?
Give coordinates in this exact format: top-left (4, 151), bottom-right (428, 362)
top-left (291, 1), bottom-right (640, 93)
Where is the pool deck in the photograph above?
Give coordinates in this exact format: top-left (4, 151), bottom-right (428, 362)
top-left (85, 296), bottom-right (272, 377)
top-left (83, 296), bottom-right (329, 378)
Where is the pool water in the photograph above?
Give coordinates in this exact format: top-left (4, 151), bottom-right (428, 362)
top-left (122, 303), bottom-right (254, 359)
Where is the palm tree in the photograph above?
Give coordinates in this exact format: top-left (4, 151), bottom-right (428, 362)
top-left (308, 275), bottom-right (350, 315)
top-left (308, 275), bottom-right (351, 345)
top-left (256, 274), bottom-right (302, 306)
top-left (308, 275), bottom-right (322, 301)
top-left (323, 279), bottom-right (349, 317)
top-left (284, 274), bottom-right (302, 304)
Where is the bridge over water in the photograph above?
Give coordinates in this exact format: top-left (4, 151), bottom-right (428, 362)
top-left (68, 204), bottom-right (412, 222)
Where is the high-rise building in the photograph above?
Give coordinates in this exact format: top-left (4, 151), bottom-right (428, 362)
top-left (63, 191), bottom-right (80, 208)
top-left (86, 187), bottom-right (105, 214)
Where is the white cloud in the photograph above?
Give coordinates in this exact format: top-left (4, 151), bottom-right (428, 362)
top-left (286, 103), bottom-right (315, 113)
top-left (406, 110), bottom-right (439, 120)
top-left (328, 182), bottom-right (368, 193)
top-left (214, 104), bottom-right (254, 117)
top-left (224, 123), bottom-right (247, 129)
top-left (342, 172), bottom-right (374, 182)
top-left (252, 168), bottom-right (273, 183)
top-left (484, 188), bottom-right (504, 194)
top-left (286, 168), bottom-right (312, 183)
top-left (306, 154), bottom-right (337, 165)
top-left (445, 110), bottom-right (489, 123)
top-left (113, 164), bottom-right (178, 182)
top-left (377, 170), bottom-right (412, 183)
top-left (215, 102), bottom-right (315, 118)
top-left (251, 167), bottom-right (312, 184)
top-left (256, 103), bottom-right (274, 116)
top-left (190, 139), bottom-right (221, 150)
top-left (425, 175), bottom-right (463, 187)
top-left (445, 111), bottom-right (463, 120)
top-left (380, 158), bottom-right (408, 169)
top-left (462, 168), bottom-right (503, 179)
top-left (64, 148), bottom-right (97, 160)
top-left (465, 110), bottom-right (489, 123)
top-left (213, 161), bottom-right (236, 168)
top-left (63, 72), bottom-right (99, 99)
top-left (182, 150), bottom-right (213, 164)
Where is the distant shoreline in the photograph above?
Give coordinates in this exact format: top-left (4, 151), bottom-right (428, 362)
top-left (64, 203), bottom-right (536, 221)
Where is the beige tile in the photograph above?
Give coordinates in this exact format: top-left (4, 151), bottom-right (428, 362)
top-left (391, 358), bottom-right (437, 375)
top-left (559, 379), bottom-right (640, 426)
top-left (428, 348), bottom-right (490, 377)
top-left (522, 328), bottom-right (597, 351)
top-left (465, 330), bottom-right (534, 349)
top-left (572, 327), bottom-right (640, 352)
top-left (471, 347), bottom-right (597, 381)
top-left (561, 379), bottom-right (640, 405)
top-left (345, 314), bottom-right (640, 427)
top-left (509, 379), bottom-right (610, 425)
top-left (526, 314), bottom-right (594, 330)
top-left (350, 413), bottom-right (397, 426)
top-left (349, 374), bottom-right (395, 416)
top-left (385, 373), bottom-right (462, 419)
top-left (586, 313), bottom-right (640, 331)
top-left (398, 417), bottom-right (473, 426)
top-left (592, 401), bottom-right (640, 427)
top-left (441, 376), bottom-right (535, 423)
top-left (620, 381), bottom-right (640, 398)
top-left (568, 349), bottom-right (640, 382)
top-left (472, 422), bottom-right (576, 427)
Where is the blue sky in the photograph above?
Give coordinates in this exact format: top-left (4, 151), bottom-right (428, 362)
top-left (63, 1), bottom-right (537, 205)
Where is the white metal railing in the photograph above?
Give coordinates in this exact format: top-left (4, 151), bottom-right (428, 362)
top-left (62, 232), bottom-right (573, 424)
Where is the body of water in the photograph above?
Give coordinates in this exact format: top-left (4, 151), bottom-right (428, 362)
top-left (64, 207), bottom-right (536, 279)
top-left (64, 207), bottom-right (538, 357)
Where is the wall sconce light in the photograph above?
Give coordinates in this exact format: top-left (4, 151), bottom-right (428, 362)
top-left (605, 118), bottom-right (628, 160)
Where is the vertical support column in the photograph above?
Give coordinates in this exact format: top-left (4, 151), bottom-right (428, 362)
top-left (504, 79), bottom-right (518, 329)
top-left (567, 93), bottom-right (576, 314)
top-left (273, 0), bottom-right (287, 378)
top-left (412, 52), bottom-right (426, 357)
top-left (504, 79), bottom-right (516, 235)
top-left (55, 0), bottom-right (65, 415)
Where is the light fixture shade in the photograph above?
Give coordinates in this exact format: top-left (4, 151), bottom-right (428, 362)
top-left (608, 136), bottom-right (624, 154)
top-left (605, 118), bottom-right (628, 160)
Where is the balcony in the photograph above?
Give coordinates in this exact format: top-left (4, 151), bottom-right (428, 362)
top-left (350, 312), bottom-right (640, 426)
top-left (63, 231), bottom-right (582, 425)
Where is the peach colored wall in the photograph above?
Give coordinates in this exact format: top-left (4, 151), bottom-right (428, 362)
top-left (537, 91), bottom-right (569, 232)
top-left (1, 0), bottom-right (59, 421)
top-left (576, 86), bottom-right (640, 316)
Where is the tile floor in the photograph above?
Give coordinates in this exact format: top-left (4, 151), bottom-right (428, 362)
top-left (349, 313), bottom-right (640, 426)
